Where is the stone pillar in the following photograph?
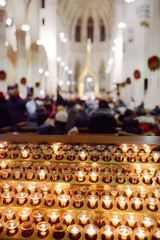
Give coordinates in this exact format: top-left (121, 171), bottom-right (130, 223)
top-left (0, 9), bottom-right (7, 92)
top-left (15, 29), bottom-right (27, 97)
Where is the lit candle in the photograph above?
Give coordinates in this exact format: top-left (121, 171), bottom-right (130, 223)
top-left (124, 214), bottom-right (137, 229)
top-left (148, 166), bottom-right (158, 176)
top-left (79, 151), bottom-right (87, 161)
top-left (88, 171), bottom-right (99, 182)
top-left (63, 170), bottom-right (73, 182)
top-left (120, 145), bottom-right (129, 154)
top-left (100, 225), bottom-right (115, 240)
top-left (1, 169), bottom-right (11, 179)
top-left (139, 153), bottom-right (149, 162)
top-left (52, 223), bottom-right (66, 239)
top-left (151, 228), bottom-right (160, 240)
top-left (62, 212), bottom-right (75, 226)
top-left (131, 197), bottom-right (144, 211)
top-left (0, 160), bottom-right (7, 169)
top-left (151, 152), bottom-right (160, 163)
top-left (18, 143), bottom-right (27, 150)
top-left (101, 195), bottom-right (114, 209)
top-left (26, 183), bottom-right (37, 194)
top-left (94, 212), bottom-right (106, 228)
top-left (146, 197), bottom-right (159, 212)
top-left (90, 151), bottom-right (99, 161)
top-left (129, 173), bottom-right (140, 184)
top-left (102, 172), bottom-right (112, 183)
top-left (1, 182), bottom-right (11, 192)
top-left (102, 152), bottom-right (112, 162)
top-left (32, 149), bottom-right (41, 159)
top-left (156, 172), bottom-right (160, 184)
top-left (25, 169), bottom-right (35, 180)
top-left (110, 214), bottom-right (122, 227)
top-left (86, 195), bottom-right (99, 209)
top-left (109, 164), bottom-right (118, 174)
top-left (20, 221), bottom-right (35, 238)
top-left (0, 149), bottom-right (7, 158)
top-left (43, 149), bottom-right (52, 160)
top-left (17, 209), bottom-right (32, 222)
top-left (2, 209), bottom-right (16, 221)
top-left (152, 188), bottom-right (160, 199)
top-left (126, 152), bottom-right (137, 162)
top-left (57, 194), bottom-right (70, 208)
top-left (36, 222), bottom-right (50, 238)
top-left (21, 149), bottom-right (29, 159)
top-left (37, 169), bottom-right (48, 181)
top-left (117, 225), bottom-right (132, 240)
top-left (67, 224), bottom-right (82, 240)
top-left (12, 169), bottom-right (23, 179)
top-left (14, 183), bottom-right (25, 193)
top-left (40, 184), bottom-right (51, 195)
top-left (55, 151), bottom-right (64, 160)
top-left (29, 192), bottom-right (42, 206)
top-left (73, 145), bottom-right (83, 152)
top-left (143, 145), bottom-right (154, 154)
top-left (86, 145), bottom-right (95, 153)
top-left (132, 145), bottom-right (141, 154)
top-left (4, 220), bottom-right (19, 236)
top-left (47, 211), bottom-right (60, 225)
top-left (134, 227), bottom-right (149, 240)
top-left (72, 195), bottom-right (85, 208)
top-left (0, 143), bottom-right (5, 149)
top-left (44, 193), bottom-right (55, 207)
top-left (142, 172), bottom-right (153, 184)
top-left (77, 212), bottom-right (91, 226)
top-left (114, 152), bottom-right (124, 162)
top-left (137, 188), bottom-right (149, 199)
top-left (108, 145), bottom-right (117, 154)
top-left (54, 184), bottom-right (64, 195)
top-left (62, 144), bottom-right (72, 151)
top-left (109, 187), bottom-right (119, 198)
top-left (29, 143), bottom-right (38, 150)
top-left (124, 188), bottom-right (134, 199)
top-left (116, 196), bottom-right (128, 210)
top-left (134, 165), bottom-right (144, 175)
top-left (16, 192), bottom-right (28, 205)
top-left (83, 224), bottom-right (99, 240)
top-left (32, 210), bottom-right (45, 223)
top-left (2, 191), bottom-right (14, 204)
top-left (75, 171), bottom-right (86, 182)
top-left (50, 143), bottom-right (60, 153)
top-left (67, 151), bottom-right (76, 161)
top-left (140, 216), bottom-right (155, 230)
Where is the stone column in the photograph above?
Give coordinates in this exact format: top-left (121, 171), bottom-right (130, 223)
top-left (0, 9), bottom-right (7, 92)
top-left (15, 29), bottom-right (27, 97)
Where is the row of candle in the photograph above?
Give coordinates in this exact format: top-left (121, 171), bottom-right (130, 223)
top-left (0, 220), bottom-right (159, 240)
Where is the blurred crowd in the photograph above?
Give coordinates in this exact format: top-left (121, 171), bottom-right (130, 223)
top-left (0, 88), bottom-right (160, 136)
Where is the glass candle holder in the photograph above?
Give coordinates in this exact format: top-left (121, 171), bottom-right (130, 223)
top-left (8, 143), bottom-right (17, 151)
top-left (84, 224), bottom-right (99, 240)
top-left (151, 153), bottom-right (160, 163)
top-left (96, 144), bottom-right (106, 152)
top-left (86, 195), bottom-right (99, 209)
top-left (124, 188), bottom-right (134, 199)
top-left (62, 144), bottom-right (72, 151)
top-left (73, 145), bottom-right (83, 153)
top-left (50, 143), bottom-right (60, 153)
top-left (100, 225), bottom-right (115, 240)
top-left (156, 172), bottom-right (160, 184)
top-left (126, 152), bottom-right (137, 162)
top-left (134, 165), bottom-right (144, 175)
top-left (146, 197), bottom-right (159, 212)
top-left (44, 194), bottom-right (55, 207)
top-left (10, 161), bottom-right (20, 170)
top-left (47, 211), bottom-right (60, 225)
top-left (67, 151), bottom-right (76, 161)
top-left (14, 183), bottom-right (25, 193)
top-left (37, 169), bottom-right (48, 181)
top-left (89, 171), bottom-right (99, 183)
top-left (29, 192), bottom-right (42, 206)
top-left (137, 188), bottom-right (149, 199)
top-left (139, 153), bottom-right (149, 163)
top-left (72, 195), bottom-right (85, 208)
top-left (25, 169), bottom-right (35, 180)
top-left (79, 151), bottom-right (87, 161)
top-left (33, 161), bottom-right (43, 171)
top-left (12, 169), bottom-right (23, 179)
top-left (18, 143), bottom-right (27, 151)
top-left (40, 184), bottom-right (51, 195)
top-left (4, 220), bottom-right (19, 236)
top-left (114, 152), bottom-right (124, 162)
top-left (2, 191), bottom-right (14, 204)
top-left (0, 149), bottom-right (8, 158)
top-left (1, 169), bottom-right (11, 179)
top-left (143, 145), bottom-right (156, 154)
top-left (16, 192), bottom-right (28, 205)
top-left (119, 145), bottom-right (130, 154)
top-left (32, 210), bottom-right (45, 223)
top-left (125, 214), bottom-right (138, 229)
top-left (86, 145), bottom-right (95, 153)
top-left (96, 164), bottom-right (106, 173)
top-left (108, 145), bottom-right (118, 154)
top-left (140, 216), bottom-right (155, 231)
top-left (55, 151), bottom-right (64, 160)
top-left (62, 212), bottom-right (75, 226)
top-left (109, 164), bottom-right (118, 174)
top-left (36, 222), bottom-right (50, 238)
top-left (101, 195), bottom-right (114, 210)
top-left (90, 151), bottom-right (99, 161)
top-left (2, 209), bottom-right (16, 221)
top-left (63, 170), bottom-right (73, 182)
top-left (57, 194), bottom-right (70, 208)
top-left (17, 209), bottom-right (32, 223)
top-left (102, 172), bottom-right (112, 183)
top-left (142, 172), bottom-right (153, 184)
top-left (122, 165), bottom-right (133, 175)
top-left (94, 213), bottom-right (106, 228)
top-left (29, 143), bottom-right (38, 150)
top-left (132, 145), bottom-right (141, 154)
top-left (151, 228), bottom-right (160, 240)
top-left (26, 183), bottom-right (37, 194)
top-left (0, 220), bottom-right (3, 233)
top-left (0, 160), bottom-right (8, 169)
top-left (109, 187), bottom-right (119, 198)
top-left (115, 173), bottom-right (126, 184)
top-left (20, 221), bottom-right (35, 238)
top-left (43, 149), bottom-right (52, 160)
top-left (50, 170), bottom-right (60, 181)
top-left (21, 149), bottom-right (30, 159)
top-left (21, 161), bottom-right (32, 171)
top-left (39, 144), bottom-right (49, 151)
top-left (67, 185), bottom-right (79, 196)
top-left (110, 214), bottom-right (122, 227)
top-left (77, 212), bottom-right (91, 226)
top-left (54, 184), bottom-right (64, 195)
top-left (71, 163), bottom-right (80, 173)
top-left (68, 224), bottom-right (82, 240)
top-left (32, 149), bottom-right (41, 159)
top-left (134, 227), bottom-right (149, 240)
top-left (84, 163), bottom-right (92, 173)
top-left (117, 225), bottom-right (132, 240)
top-left (1, 182), bottom-right (12, 192)
top-left (80, 185), bottom-right (92, 197)
top-left (152, 188), bottom-right (160, 199)
top-left (75, 171), bottom-right (86, 182)
top-left (131, 197), bottom-right (144, 211)
top-left (116, 196), bottom-right (128, 210)
top-left (52, 223), bottom-right (66, 239)
top-left (9, 150), bottom-right (19, 159)
top-left (96, 186), bottom-right (105, 198)
top-left (148, 166), bottom-right (158, 176)
top-left (47, 162), bottom-right (56, 172)
top-left (59, 163), bottom-right (68, 172)
top-left (129, 173), bottom-right (140, 184)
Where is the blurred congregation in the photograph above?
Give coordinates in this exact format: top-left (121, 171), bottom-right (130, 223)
top-left (1, 87), bottom-right (160, 136)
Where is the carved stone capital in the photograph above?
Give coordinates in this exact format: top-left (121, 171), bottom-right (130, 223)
top-left (15, 29), bottom-right (26, 39)
top-left (31, 42), bottom-right (39, 51)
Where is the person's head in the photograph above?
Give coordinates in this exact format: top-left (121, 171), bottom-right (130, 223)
top-left (55, 110), bottom-right (68, 123)
top-left (98, 100), bottom-right (109, 109)
top-left (124, 109), bottom-right (135, 117)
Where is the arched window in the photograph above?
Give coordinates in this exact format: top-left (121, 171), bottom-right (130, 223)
top-left (100, 19), bottom-right (105, 41)
top-left (87, 18), bottom-right (94, 42)
top-left (75, 19), bottom-right (81, 42)
top-left (41, 0), bottom-right (45, 8)
top-left (144, 78), bottom-right (148, 93)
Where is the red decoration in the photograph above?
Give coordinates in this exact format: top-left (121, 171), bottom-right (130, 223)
top-left (35, 82), bottom-right (40, 88)
top-left (148, 56), bottom-right (160, 71)
top-left (134, 70), bottom-right (141, 79)
top-left (20, 77), bottom-right (27, 85)
top-left (0, 70), bottom-right (6, 80)
top-left (126, 78), bottom-right (131, 84)
top-left (121, 82), bottom-right (126, 87)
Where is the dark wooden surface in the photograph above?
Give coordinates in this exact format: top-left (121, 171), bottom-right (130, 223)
top-left (0, 133), bottom-right (160, 145)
